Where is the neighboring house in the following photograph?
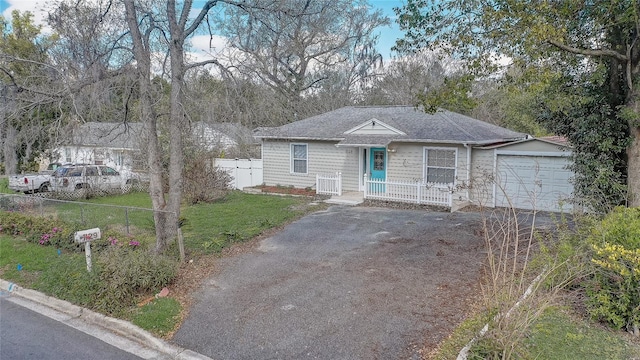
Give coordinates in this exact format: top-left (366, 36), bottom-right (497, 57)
top-left (191, 121), bottom-right (260, 158)
top-left (254, 105), bottom-right (574, 212)
top-left (51, 122), bottom-right (146, 175)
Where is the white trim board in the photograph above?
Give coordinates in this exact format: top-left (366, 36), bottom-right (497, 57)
top-left (495, 150), bottom-right (572, 157)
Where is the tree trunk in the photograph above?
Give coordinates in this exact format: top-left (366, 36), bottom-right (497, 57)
top-left (3, 124), bottom-right (17, 174)
top-left (626, 88), bottom-right (640, 207)
top-left (124, 0), bottom-right (172, 252)
top-left (628, 126), bottom-right (640, 207)
top-left (162, 0), bottom-right (188, 252)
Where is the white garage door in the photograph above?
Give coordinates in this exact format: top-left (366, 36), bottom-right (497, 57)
top-left (495, 155), bottom-right (574, 212)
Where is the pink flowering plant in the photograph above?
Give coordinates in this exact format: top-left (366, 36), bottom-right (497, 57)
top-left (103, 233), bottom-right (145, 251)
top-left (0, 212), bottom-right (73, 249)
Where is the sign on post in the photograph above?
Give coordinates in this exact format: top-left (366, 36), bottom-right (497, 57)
top-left (74, 228), bottom-right (101, 272)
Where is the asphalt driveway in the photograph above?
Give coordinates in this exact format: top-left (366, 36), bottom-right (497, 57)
top-left (173, 206), bottom-right (486, 359)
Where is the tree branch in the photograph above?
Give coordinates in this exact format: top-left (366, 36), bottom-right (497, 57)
top-left (547, 39), bottom-right (628, 62)
top-left (184, 0), bottom-right (218, 38)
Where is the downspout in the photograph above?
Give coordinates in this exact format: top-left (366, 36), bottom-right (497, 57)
top-left (464, 143), bottom-right (471, 202)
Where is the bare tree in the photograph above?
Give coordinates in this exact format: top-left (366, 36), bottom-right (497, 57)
top-left (361, 51), bottom-right (447, 105)
top-left (124, 0), bottom-right (261, 252)
top-left (123, 0), bottom-right (171, 252)
top-left (217, 0), bottom-right (389, 121)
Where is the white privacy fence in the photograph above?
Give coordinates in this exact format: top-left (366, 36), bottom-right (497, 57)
top-left (316, 172), bottom-right (342, 196)
top-left (214, 158), bottom-right (263, 190)
top-left (364, 178), bottom-right (452, 207)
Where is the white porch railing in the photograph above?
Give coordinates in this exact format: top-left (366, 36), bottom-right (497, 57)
top-left (364, 177), bottom-right (452, 207)
top-left (316, 172), bottom-right (342, 196)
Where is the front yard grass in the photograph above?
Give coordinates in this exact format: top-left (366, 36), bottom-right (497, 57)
top-left (0, 178), bottom-right (12, 194)
top-left (0, 234), bottom-right (69, 288)
top-left (181, 191), bottom-right (321, 254)
top-left (64, 190), bottom-right (321, 255)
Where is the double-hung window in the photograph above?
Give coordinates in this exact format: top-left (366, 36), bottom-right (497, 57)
top-left (291, 143), bottom-right (308, 174)
top-left (424, 148), bottom-right (457, 184)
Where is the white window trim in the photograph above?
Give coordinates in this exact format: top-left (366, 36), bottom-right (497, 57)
top-left (423, 146), bottom-right (458, 184)
top-left (290, 143), bottom-right (308, 174)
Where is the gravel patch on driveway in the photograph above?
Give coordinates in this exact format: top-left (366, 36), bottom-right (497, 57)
top-left (173, 206), bottom-right (486, 359)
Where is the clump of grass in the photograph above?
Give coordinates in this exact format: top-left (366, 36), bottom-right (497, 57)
top-left (0, 178), bottom-right (12, 194)
top-left (0, 234), bottom-right (71, 287)
top-left (524, 307), bottom-right (640, 359)
top-left (130, 297), bottom-right (182, 337)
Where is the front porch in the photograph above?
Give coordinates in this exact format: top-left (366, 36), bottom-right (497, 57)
top-left (316, 172), bottom-right (453, 208)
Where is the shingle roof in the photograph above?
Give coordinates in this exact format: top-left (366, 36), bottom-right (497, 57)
top-left (72, 122), bottom-right (145, 149)
top-left (255, 106), bottom-right (526, 145)
top-left (192, 121), bottom-right (258, 145)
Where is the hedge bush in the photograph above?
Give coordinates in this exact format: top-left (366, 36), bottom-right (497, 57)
top-left (0, 211), bottom-right (77, 250)
top-left (586, 207), bottom-right (640, 335)
top-left (94, 245), bottom-right (178, 315)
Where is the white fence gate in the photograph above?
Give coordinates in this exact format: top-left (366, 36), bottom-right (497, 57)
top-left (214, 158), bottom-right (263, 190)
top-left (316, 172), bottom-right (342, 196)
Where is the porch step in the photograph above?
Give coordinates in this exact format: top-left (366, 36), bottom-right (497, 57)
top-left (324, 192), bottom-right (364, 206)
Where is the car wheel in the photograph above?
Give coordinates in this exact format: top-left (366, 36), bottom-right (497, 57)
top-left (39, 183), bottom-right (50, 192)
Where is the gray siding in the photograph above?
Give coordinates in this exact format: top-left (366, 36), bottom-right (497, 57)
top-left (262, 140), bottom-right (359, 191)
top-left (386, 144), bottom-right (423, 180)
top-left (387, 143), bottom-right (468, 183)
top-left (387, 143), bottom-right (469, 206)
top-left (470, 148), bottom-right (496, 207)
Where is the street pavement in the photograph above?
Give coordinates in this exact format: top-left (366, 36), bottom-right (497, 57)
top-left (1, 296), bottom-right (141, 360)
top-left (0, 283), bottom-right (211, 360)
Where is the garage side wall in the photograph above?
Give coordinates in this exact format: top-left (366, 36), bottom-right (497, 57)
top-left (262, 140), bottom-right (359, 191)
top-left (470, 148), bottom-right (496, 207)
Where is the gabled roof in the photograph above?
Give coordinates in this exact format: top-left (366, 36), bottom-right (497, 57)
top-left (192, 121), bottom-right (258, 146)
top-left (477, 136), bottom-right (572, 150)
top-left (254, 106), bottom-right (526, 145)
top-left (72, 122), bottom-right (145, 150)
top-left (539, 136), bottom-right (570, 146)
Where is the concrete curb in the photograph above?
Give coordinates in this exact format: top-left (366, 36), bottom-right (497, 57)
top-left (0, 279), bottom-right (212, 360)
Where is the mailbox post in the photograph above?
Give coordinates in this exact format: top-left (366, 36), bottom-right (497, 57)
top-left (74, 228), bottom-right (101, 272)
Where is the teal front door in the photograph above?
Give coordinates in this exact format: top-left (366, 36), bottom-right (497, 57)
top-left (369, 148), bottom-right (386, 192)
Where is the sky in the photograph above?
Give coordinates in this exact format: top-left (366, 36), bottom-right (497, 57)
top-left (0, 0), bottom-right (406, 60)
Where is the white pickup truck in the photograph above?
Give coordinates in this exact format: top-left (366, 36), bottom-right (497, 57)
top-left (8, 163), bottom-right (62, 193)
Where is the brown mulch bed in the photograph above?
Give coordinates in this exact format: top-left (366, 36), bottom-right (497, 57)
top-left (253, 185), bottom-right (317, 196)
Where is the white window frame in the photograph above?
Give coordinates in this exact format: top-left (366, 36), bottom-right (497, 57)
top-left (290, 143), bottom-right (308, 174)
top-left (115, 151), bottom-right (124, 166)
top-left (423, 147), bottom-right (458, 184)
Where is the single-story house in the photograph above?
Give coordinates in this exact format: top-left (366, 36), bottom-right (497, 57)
top-left (51, 122), bottom-right (147, 175)
top-left (254, 106), bottom-right (574, 212)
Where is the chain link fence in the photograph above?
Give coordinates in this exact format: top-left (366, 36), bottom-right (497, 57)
top-left (0, 193), bottom-right (171, 238)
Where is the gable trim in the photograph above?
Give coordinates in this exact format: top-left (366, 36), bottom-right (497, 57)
top-left (495, 150), bottom-right (572, 157)
top-left (477, 137), bottom-right (571, 150)
top-left (343, 118), bottom-right (406, 136)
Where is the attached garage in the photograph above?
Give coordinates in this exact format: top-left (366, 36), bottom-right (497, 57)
top-left (472, 138), bottom-right (574, 213)
top-left (495, 154), bottom-right (573, 212)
